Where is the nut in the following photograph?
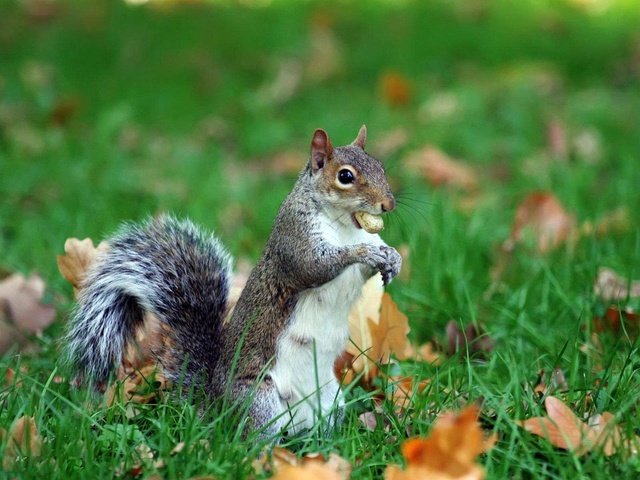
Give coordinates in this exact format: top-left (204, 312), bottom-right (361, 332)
top-left (354, 211), bottom-right (384, 234)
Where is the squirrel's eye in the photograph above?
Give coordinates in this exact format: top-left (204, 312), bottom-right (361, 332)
top-left (337, 168), bottom-right (355, 185)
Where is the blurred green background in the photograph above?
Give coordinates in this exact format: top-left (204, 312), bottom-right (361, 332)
top-left (2, 0), bottom-right (639, 329)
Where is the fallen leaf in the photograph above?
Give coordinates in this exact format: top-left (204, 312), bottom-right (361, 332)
top-left (273, 463), bottom-right (342, 480)
top-left (502, 191), bottom-right (576, 254)
top-left (521, 396), bottom-right (591, 452)
top-left (0, 273), bottom-right (56, 335)
top-left (57, 237), bottom-right (109, 295)
top-left (170, 441), bottom-right (186, 455)
top-left (345, 274), bottom-right (385, 381)
top-left (390, 376), bottom-right (430, 410)
top-left (594, 267), bottom-right (640, 302)
top-left (573, 128), bottom-right (602, 164)
top-left (253, 447), bottom-right (350, 480)
top-left (412, 342), bottom-right (441, 364)
top-left (404, 146), bottom-right (478, 191)
top-left (372, 128), bottom-right (409, 158)
top-left (593, 305), bottom-right (639, 333)
top-left (418, 91), bottom-right (461, 122)
top-left (358, 411), bottom-right (378, 431)
top-left (304, 20), bottom-right (343, 83)
top-left (518, 396), bottom-right (639, 456)
top-left (546, 119), bottom-right (568, 159)
top-left (2, 416), bottom-right (42, 470)
top-left (370, 293), bottom-right (413, 364)
top-left (384, 405), bottom-right (492, 480)
top-left (106, 364), bottom-right (169, 406)
top-left (380, 72), bottom-right (412, 106)
top-left (533, 368), bottom-right (569, 396)
top-left (445, 321), bottom-right (494, 357)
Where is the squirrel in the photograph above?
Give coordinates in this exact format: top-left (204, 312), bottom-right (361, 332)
top-left (66, 125), bottom-right (402, 438)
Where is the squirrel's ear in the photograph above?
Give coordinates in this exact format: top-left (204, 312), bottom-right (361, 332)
top-left (310, 128), bottom-right (333, 171)
top-left (351, 124), bottom-right (367, 150)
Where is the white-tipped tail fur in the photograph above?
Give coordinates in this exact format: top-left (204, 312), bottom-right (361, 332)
top-left (65, 214), bottom-right (232, 386)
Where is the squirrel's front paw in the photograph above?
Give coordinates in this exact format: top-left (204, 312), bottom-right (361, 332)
top-left (363, 245), bottom-right (402, 286)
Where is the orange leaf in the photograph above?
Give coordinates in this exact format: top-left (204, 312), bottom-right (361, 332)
top-left (273, 463), bottom-right (342, 480)
top-left (385, 406), bottom-right (492, 480)
top-left (521, 396), bottom-right (592, 453)
top-left (380, 72), bottom-right (412, 106)
top-left (254, 447), bottom-right (350, 480)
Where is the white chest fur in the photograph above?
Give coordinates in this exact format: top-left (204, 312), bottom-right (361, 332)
top-left (269, 211), bottom-right (385, 433)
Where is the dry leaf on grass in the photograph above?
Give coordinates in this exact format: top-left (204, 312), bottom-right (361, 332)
top-left (546, 119), bottom-right (568, 159)
top-left (57, 237), bottom-right (109, 296)
top-left (592, 268), bottom-right (639, 333)
top-left (380, 72), bottom-right (412, 106)
top-left (519, 396), bottom-right (639, 456)
top-left (372, 128), bottom-right (409, 158)
top-left (2, 415), bottom-right (42, 470)
top-left (0, 273), bottom-right (56, 354)
top-left (594, 267), bottom-right (640, 302)
top-left (403, 146), bottom-right (478, 192)
top-left (502, 191), bottom-right (576, 255)
top-left (253, 446), bottom-right (350, 480)
top-left (343, 275), bottom-right (412, 382)
top-left (385, 405), bottom-right (494, 480)
top-left (105, 364), bottom-right (169, 407)
top-left (445, 321), bottom-right (494, 357)
top-left (390, 376), bottom-right (430, 410)
top-left (0, 273), bottom-right (56, 334)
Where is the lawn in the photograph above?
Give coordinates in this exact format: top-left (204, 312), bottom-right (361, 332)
top-left (1, 0), bottom-right (640, 478)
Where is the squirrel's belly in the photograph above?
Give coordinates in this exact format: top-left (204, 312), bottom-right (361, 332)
top-left (269, 263), bottom-right (368, 432)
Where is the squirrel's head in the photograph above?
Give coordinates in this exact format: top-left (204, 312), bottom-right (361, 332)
top-left (308, 125), bottom-right (396, 219)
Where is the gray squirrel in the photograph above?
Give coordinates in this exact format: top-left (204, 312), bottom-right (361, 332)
top-left (66, 126), bottom-right (402, 438)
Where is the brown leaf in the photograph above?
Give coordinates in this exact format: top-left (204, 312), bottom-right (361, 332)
top-left (380, 72), bottom-right (412, 106)
top-left (446, 321), bottom-right (494, 357)
top-left (3, 416), bottom-right (42, 469)
top-left (404, 147), bottom-right (478, 191)
top-left (0, 273), bottom-right (56, 334)
top-left (369, 293), bottom-right (413, 364)
top-left (384, 406), bottom-right (492, 480)
top-left (106, 364), bottom-right (169, 406)
top-left (503, 192), bottom-right (576, 254)
top-left (57, 237), bottom-right (109, 295)
top-left (593, 305), bottom-right (639, 333)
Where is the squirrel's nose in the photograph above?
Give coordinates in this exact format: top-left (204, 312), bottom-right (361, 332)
top-left (380, 196), bottom-right (396, 213)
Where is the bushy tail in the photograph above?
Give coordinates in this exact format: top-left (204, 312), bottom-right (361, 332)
top-left (66, 214), bottom-right (232, 387)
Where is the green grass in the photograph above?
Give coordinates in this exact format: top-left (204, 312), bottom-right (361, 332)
top-left (2, 0), bottom-right (640, 478)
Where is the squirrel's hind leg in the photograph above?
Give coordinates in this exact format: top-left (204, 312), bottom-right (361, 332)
top-left (230, 378), bottom-right (290, 442)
